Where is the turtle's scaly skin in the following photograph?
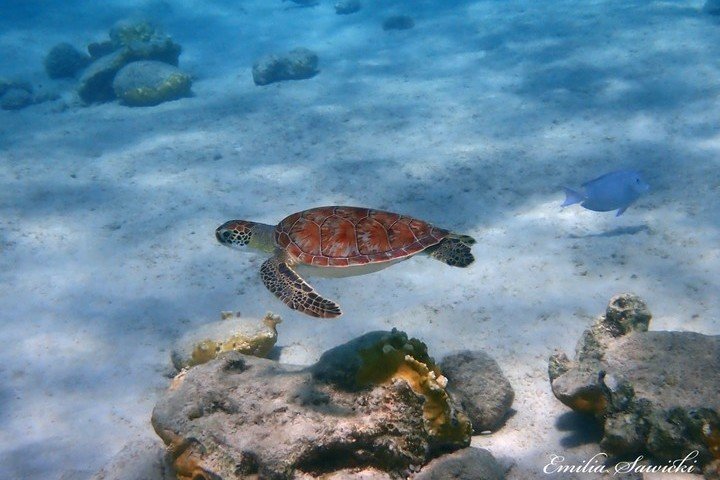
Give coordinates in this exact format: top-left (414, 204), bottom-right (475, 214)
top-left (275, 206), bottom-right (450, 267)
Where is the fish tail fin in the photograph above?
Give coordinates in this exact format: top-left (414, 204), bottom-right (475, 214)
top-left (561, 187), bottom-right (584, 207)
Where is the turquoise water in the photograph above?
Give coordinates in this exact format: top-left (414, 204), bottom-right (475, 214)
top-left (1, 1), bottom-right (718, 478)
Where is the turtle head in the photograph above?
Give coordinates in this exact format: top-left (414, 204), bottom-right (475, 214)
top-left (216, 220), bottom-right (275, 252)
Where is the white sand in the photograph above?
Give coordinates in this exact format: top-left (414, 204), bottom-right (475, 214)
top-left (1, 0), bottom-right (718, 478)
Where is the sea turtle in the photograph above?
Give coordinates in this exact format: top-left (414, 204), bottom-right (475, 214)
top-left (215, 206), bottom-right (475, 318)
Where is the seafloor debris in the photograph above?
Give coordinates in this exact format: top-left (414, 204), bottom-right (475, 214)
top-left (152, 329), bottom-right (507, 479)
top-left (251, 47), bottom-right (319, 86)
top-left (170, 311), bottom-right (281, 370)
top-left (549, 293), bottom-right (720, 476)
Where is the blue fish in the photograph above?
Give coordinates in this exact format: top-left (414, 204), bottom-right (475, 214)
top-left (562, 170), bottom-right (649, 216)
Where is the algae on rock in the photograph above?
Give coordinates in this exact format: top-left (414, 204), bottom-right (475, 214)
top-left (171, 311), bottom-right (281, 370)
top-left (112, 60), bottom-right (192, 107)
top-left (312, 329), bottom-right (472, 448)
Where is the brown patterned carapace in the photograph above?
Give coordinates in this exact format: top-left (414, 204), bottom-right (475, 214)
top-left (275, 206), bottom-right (449, 267)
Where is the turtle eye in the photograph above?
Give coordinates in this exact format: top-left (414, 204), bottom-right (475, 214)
top-left (222, 231), bottom-right (232, 241)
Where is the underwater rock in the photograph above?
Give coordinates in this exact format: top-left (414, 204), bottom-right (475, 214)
top-left (382, 15), bottom-right (415, 31)
top-left (88, 40), bottom-right (116, 60)
top-left (90, 438), bottom-right (173, 480)
top-left (252, 47), bottom-right (319, 86)
top-left (0, 78), bottom-right (32, 97)
top-left (335, 0), bottom-right (362, 15)
top-left (1, 88), bottom-right (33, 110)
top-left (414, 447), bottom-right (505, 480)
top-left (170, 311), bottom-right (281, 370)
top-left (112, 60), bottom-right (191, 107)
top-left (78, 49), bottom-right (129, 103)
top-left (44, 42), bottom-right (90, 79)
top-left (109, 19), bottom-right (181, 66)
top-left (152, 330), bottom-right (471, 479)
top-left (704, 0), bottom-right (720, 15)
top-left (311, 329), bottom-right (472, 448)
top-left (549, 293), bottom-right (720, 475)
top-left (439, 351), bottom-right (514, 433)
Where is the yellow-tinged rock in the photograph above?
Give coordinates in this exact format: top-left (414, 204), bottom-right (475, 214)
top-left (171, 312), bottom-right (281, 370)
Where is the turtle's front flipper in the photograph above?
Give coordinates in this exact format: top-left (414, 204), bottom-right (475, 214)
top-left (260, 256), bottom-right (342, 318)
top-left (428, 237), bottom-right (475, 267)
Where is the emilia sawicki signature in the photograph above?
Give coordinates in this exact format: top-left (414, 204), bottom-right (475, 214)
top-left (544, 451), bottom-right (698, 475)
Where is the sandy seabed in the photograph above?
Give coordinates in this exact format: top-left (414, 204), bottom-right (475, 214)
top-left (1, 1), bottom-right (718, 478)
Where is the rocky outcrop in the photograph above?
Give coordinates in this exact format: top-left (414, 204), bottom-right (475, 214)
top-left (112, 60), bottom-right (192, 106)
top-left (152, 329), bottom-right (475, 479)
top-left (440, 351), bottom-right (514, 433)
top-left (549, 293), bottom-right (720, 476)
top-left (78, 20), bottom-right (183, 104)
top-left (170, 311), bottom-right (281, 370)
top-left (252, 48), bottom-right (319, 86)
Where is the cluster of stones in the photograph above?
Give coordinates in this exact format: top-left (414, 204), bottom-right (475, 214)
top-left (96, 325), bottom-right (514, 479)
top-left (250, 2), bottom-right (420, 87)
top-left (89, 293), bottom-right (720, 479)
top-left (42, 19), bottom-right (192, 107)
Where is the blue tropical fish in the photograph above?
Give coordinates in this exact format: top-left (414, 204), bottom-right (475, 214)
top-left (562, 170), bottom-right (650, 216)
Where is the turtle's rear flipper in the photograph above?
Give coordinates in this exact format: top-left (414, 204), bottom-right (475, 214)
top-left (428, 237), bottom-right (475, 268)
top-left (260, 256), bottom-right (342, 318)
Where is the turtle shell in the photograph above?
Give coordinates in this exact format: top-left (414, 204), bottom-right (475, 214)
top-left (275, 206), bottom-right (449, 267)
